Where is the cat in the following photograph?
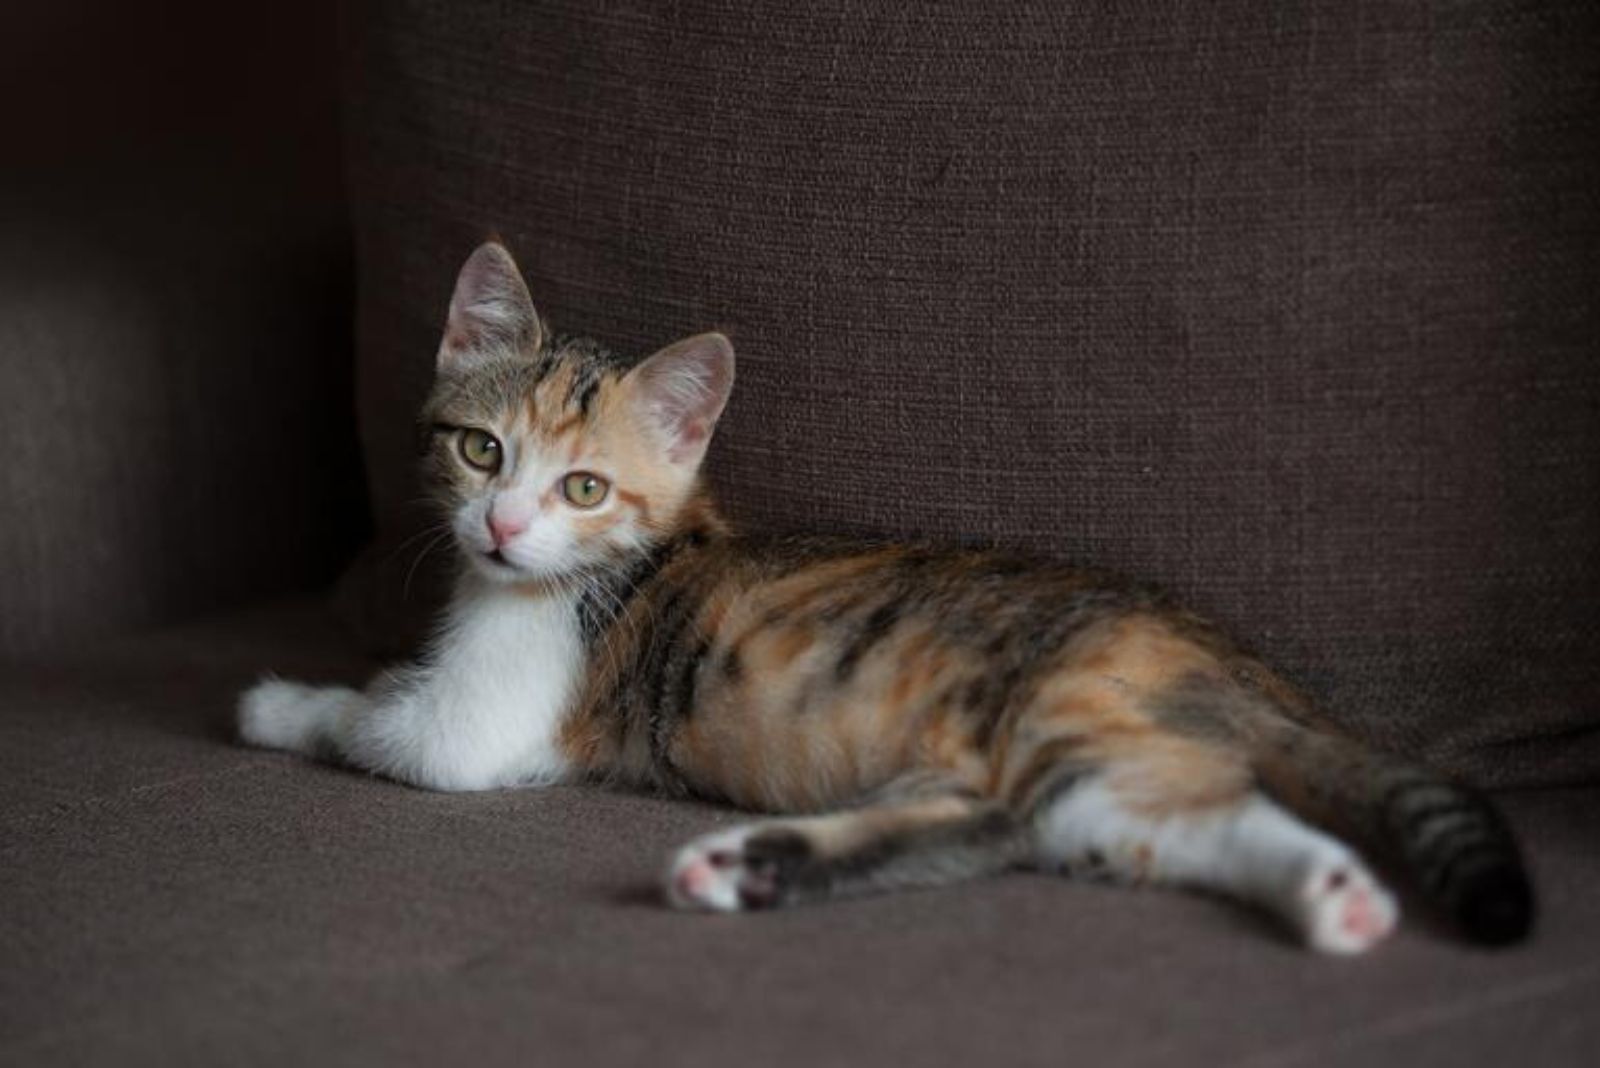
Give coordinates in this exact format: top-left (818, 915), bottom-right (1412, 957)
top-left (239, 240), bottom-right (1534, 954)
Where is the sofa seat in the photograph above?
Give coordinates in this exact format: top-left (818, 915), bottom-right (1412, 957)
top-left (2, 600), bottom-right (1596, 1067)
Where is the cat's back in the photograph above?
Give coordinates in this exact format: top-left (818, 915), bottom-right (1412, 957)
top-left (599, 531), bottom-right (1218, 809)
top-left (703, 532), bottom-right (1169, 641)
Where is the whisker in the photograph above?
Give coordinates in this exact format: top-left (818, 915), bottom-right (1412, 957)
top-left (403, 529), bottom-right (455, 599)
top-left (385, 520), bottom-right (454, 564)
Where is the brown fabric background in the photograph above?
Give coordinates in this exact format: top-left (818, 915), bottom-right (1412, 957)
top-left (342, 0), bottom-right (1600, 787)
top-left (0, 1), bottom-right (366, 657)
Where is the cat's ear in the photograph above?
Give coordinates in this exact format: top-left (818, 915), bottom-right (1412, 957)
top-left (437, 241), bottom-right (543, 370)
top-left (627, 332), bottom-right (736, 465)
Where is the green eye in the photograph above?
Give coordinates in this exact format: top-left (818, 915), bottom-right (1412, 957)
top-left (561, 471), bottom-right (610, 508)
top-left (459, 428), bottom-right (502, 472)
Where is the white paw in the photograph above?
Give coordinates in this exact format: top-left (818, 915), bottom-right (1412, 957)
top-left (666, 824), bottom-right (810, 912)
top-left (237, 678), bottom-right (349, 755)
top-left (1295, 856), bottom-right (1399, 955)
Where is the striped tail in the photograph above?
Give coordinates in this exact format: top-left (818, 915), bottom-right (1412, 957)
top-left (1246, 714), bottom-right (1535, 947)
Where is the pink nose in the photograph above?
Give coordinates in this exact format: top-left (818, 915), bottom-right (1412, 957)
top-left (487, 512), bottom-right (526, 548)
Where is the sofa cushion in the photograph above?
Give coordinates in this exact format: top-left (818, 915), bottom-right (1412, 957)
top-left (339, 1), bottom-right (1599, 786)
top-left (2, 600), bottom-right (1599, 1066)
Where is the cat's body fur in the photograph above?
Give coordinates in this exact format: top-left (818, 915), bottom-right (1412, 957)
top-left (241, 242), bottom-right (1534, 954)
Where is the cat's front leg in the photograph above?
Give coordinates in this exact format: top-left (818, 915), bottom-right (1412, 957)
top-left (237, 669), bottom-right (549, 792)
top-left (238, 677), bottom-right (360, 758)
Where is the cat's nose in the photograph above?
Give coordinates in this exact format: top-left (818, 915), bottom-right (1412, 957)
top-left (487, 512), bottom-right (527, 548)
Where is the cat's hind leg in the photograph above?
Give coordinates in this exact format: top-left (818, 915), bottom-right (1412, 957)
top-left (666, 784), bottom-right (1025, 912)
top-left (1031, 765), bottom-right (1398, 954)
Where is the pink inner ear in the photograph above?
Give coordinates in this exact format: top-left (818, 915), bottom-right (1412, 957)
top-left (671, 420), bottom-right (709, 459)
top-left (632, 332), bottom-right (735, 463)
top-left (437, 242), bottom-right (539, 367)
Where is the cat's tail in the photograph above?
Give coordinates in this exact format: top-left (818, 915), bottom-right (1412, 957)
top-left (1242, 708), bottom-right (1535, 947)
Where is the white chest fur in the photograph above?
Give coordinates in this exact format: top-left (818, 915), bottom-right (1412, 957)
top-left (355, 580), bottom-right (585, 791)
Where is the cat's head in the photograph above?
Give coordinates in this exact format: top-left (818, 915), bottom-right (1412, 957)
top-left (421, 241), bottom-right (734, 585)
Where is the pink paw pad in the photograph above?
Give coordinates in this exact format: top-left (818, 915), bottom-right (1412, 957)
top-left (1300, 860), bottom-right (1399, 955)
top-left (1336, 883), bottom-right (1385, 939)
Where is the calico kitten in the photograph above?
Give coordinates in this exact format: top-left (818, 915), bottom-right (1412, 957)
top-left (240, 241), bottom-right (1534, 954)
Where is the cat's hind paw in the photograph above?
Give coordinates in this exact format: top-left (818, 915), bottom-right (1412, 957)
top-left (1295, 856), bottom-right (1399, 955)
top-left (237, 678), bottom-right (350, 755)
top-left (665, 824), bottom-right (812, 912)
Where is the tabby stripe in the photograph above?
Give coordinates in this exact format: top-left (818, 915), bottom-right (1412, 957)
top-left (1414, 827), bottom-right (1505, 882)
top-left (833, 594), bottom-right (911, 682)
top-left (576, 535), bottom-right (690, 648)
top-left (643, 590), bottom-right (700, 767)
top-left (1381, 777), bottom-right (1455, 812)
top-left (1380, 780), bottom-right (1479, 843)
top-left (960, 674), bottom-right (1011, 751)
top-left (530, 347), bottom-right (557, 381)
top-left (1007, 736), bottom-right (1097, 811)
top-left (569, 365), bottom-right (603, 415)
top-left (671, 636), bottom-right (713, 723)
top-left (1405, 808), bottom-right (1493, 853)
top-left (609, 583), bottom-right (679, 729)
top-left (967, 593), bottom-right (1132, 750)
top-left (967, 657), bottom-right (1041, 750)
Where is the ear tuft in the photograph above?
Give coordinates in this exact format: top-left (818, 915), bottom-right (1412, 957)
top-left (437, 241), bottom-right (542, 369)
top-left (629, 332), bottom-right (736, 464)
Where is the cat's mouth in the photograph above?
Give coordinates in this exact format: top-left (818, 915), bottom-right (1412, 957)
top-left (470, 540), bottom-right (576, 585)
top-left (474, 547), bottom-right (529, 582)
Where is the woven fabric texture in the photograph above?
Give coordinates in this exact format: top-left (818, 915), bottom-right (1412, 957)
top-left (0, 1), bottom-right (362, 657)
top-left (341, 0), bottom-right (1600, 786)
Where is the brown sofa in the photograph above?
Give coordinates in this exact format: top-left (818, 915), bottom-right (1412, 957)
top-left (4, 2), bottom-right (1597, 1064)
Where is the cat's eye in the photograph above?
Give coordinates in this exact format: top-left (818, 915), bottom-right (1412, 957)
top-left (561, 471), bottom-right (610, 509)
top-left (459, 428), bottom-right (502, 473)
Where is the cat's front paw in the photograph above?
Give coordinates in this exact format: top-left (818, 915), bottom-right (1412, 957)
top-left (238, 678), bottom-right (351, 755)
top-left (665, 824), bottom-right (814, 912)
